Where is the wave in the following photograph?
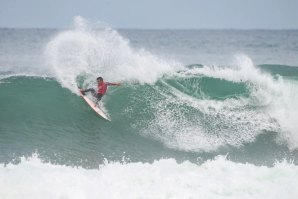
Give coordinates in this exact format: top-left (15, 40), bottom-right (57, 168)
top-left (1, 17), bottom-right (298, 157)
top-left (131, 55), bottom-right (298, 152)
top-left (42, 17), bottom-right (298, 152)
top-left (1, 154), bottom-right (298, 199)
top-left (1, 57), bottom-right (298, 156)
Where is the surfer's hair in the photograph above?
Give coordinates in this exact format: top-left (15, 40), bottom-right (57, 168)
top-left (96, 77), bottom-right (103, 81)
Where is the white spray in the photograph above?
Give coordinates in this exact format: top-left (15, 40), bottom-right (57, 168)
top-left (1, 154), bottom-right (298, 199)
top-left (143, 55), bottom-right (298, 151)
top-left (45, 16), bottom-right (181, 93)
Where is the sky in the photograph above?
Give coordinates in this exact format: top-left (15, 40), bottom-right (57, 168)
top-left (0, 0), bottom-right (297, 29)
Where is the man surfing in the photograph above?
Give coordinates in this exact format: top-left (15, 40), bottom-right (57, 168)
top-left (80, 77), bottom-right (121, 107)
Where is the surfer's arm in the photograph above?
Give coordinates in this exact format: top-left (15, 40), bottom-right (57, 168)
top-left (106, 82), bottom-right (121, 86)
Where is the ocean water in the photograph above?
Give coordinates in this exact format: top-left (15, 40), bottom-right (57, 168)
top-left (1, 17), bottom-right (298, 198)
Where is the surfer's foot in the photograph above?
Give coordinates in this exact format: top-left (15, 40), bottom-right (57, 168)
top-left (80, 90), bottom-right (86, 95)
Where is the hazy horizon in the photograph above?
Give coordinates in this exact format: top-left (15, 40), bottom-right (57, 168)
top-left (1, 26), bottom-right (298, 30)
top-left (1, 0), bottom-right (297, 29)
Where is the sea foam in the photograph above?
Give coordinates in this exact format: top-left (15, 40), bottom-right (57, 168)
top-left (1, 155), bottom-right (297, 199)
top-left (141, 55), bottom-right (298, 152)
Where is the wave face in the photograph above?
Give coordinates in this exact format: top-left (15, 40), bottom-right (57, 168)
top-left (1, 60), bottom-right (298, 165)
top-left (1, 17), bottom-right (298, 198)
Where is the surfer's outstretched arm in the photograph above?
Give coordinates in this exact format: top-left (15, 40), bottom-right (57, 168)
top-left (107, 82), bottom-right (121, 86)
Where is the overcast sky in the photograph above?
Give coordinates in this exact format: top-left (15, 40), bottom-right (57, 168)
top-left (0, 0), bottom-right (297, 29)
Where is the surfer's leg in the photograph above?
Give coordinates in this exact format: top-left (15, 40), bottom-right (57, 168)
top-left (81, 88), bottom-right (95, 96)
top-left (95, 93), bottom-right (103, 106)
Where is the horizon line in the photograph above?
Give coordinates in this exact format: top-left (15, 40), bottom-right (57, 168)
top-left (0, 26), bottom-right (298, 31)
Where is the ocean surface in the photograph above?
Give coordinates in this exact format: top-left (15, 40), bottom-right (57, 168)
top-left (1, 18), bottom-right (298, 198)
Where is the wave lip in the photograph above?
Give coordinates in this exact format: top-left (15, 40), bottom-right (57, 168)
top-left (138, 55), bottom-right (298, 152)
top-left (45, 16), bottom-right (182, 93)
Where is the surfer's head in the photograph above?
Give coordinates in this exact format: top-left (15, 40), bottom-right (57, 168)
top-left (96, 77), bottom-right (103, 82)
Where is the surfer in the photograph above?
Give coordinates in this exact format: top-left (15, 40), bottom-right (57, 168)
top-left (80, 77), bottom-right (121, 106)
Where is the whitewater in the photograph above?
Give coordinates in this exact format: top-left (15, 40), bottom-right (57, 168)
top-left (1, 155), bottom-right (298, 199)
top-left (1, 17), bottom-right (298, 198)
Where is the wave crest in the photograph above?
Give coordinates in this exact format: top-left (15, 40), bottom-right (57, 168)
top-left (45, 16), bottom-right (181, 93)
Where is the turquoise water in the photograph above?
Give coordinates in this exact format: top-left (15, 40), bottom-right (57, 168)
top-left (1, 20), bottom-right (298, 198)
top-left (1, 67), bottom-right (297, 166)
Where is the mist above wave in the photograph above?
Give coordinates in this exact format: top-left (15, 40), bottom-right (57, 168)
top-left (45, 16), bottom-right (181, 93)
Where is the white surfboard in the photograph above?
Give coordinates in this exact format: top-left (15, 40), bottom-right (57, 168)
top-left (79, 90), bottom-right (111, 121)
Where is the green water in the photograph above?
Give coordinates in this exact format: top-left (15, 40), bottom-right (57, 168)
top-left (0, 77), bottom-right (201, 167)
top-left (1, 69), bottom-right (297, 167)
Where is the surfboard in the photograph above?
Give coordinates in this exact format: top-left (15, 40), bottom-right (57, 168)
top-left (78, 89), bottom-right (111, 121)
